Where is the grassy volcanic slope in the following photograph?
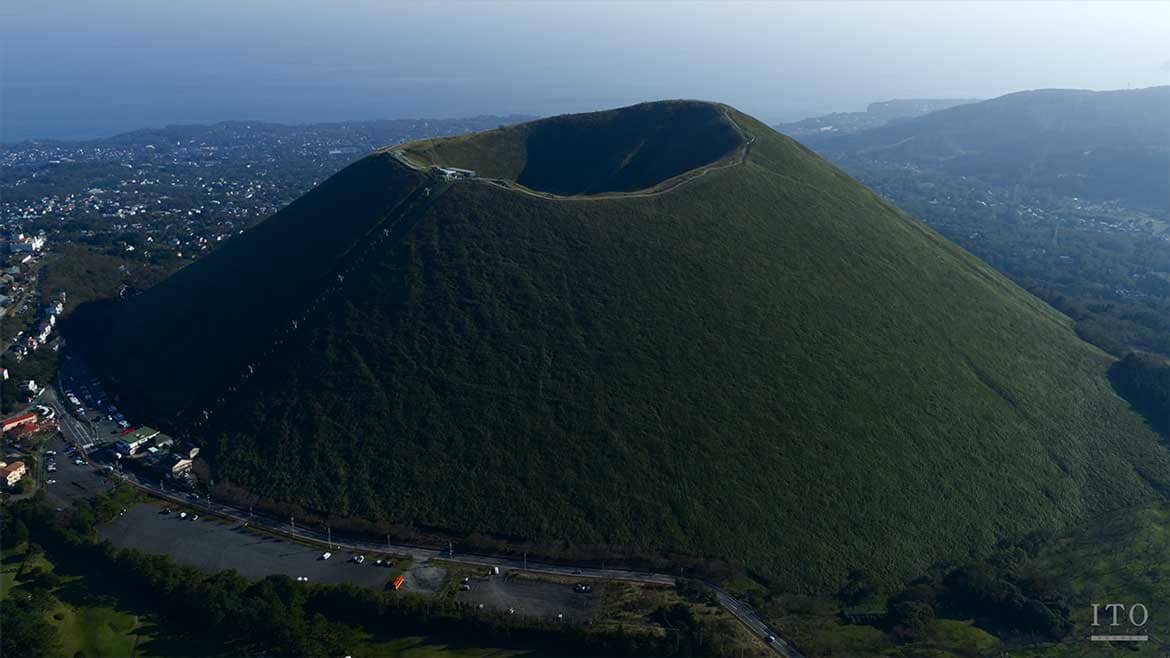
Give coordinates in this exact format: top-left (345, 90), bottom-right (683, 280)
top-left (72, 101), bottom-right (1170, 591)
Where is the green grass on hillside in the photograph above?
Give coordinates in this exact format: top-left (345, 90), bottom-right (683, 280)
top-left (2, 543), bottom-right (143, 658)
top-left (1016, 504), bottom-right (1170, 657)
top-left (757, 501), bottom-right (1170, 657)
top-left (74, 101), bottom-right (1170, 593)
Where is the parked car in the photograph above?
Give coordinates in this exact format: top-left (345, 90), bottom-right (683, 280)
top-left (321, 552), bottom-right (332, 560)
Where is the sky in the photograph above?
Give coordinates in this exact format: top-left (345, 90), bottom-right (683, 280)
top-left (2, 0), bottom-right (1168, 141)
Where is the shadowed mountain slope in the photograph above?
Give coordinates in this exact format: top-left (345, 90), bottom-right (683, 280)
top-left (70, 101), bottom-right (1170, 591)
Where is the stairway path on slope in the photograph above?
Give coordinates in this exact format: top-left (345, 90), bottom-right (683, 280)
top-left (188, 177), bottom-right (452, 432)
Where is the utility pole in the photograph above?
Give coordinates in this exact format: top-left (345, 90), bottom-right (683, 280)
top-left (290, 516), bottom-right (295, 534)
top-left (448, 541), bottom-right (453, 559)
top-left (327, 527), bottom-right (332, 548)
top-left (387, 534), bottom-right (391, 551)
top-left (523, 552), bottom-right (527, 570)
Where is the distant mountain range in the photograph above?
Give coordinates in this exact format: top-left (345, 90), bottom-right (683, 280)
top-left (71, 100), bottom-right (1170, 591)
top-left (772, 98), bottom-right (978, 138)
top-left (807, 86), bottom-right (1170, 213)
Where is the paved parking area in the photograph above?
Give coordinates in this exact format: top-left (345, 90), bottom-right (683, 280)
top-left (457, 575), bottom-right (600, 623)
top-left (57, 355), bottom-right (128, 448)
top-left (99, 504), bottom-right (398, 589)
top-left (42, 434), bottom-right (115, 508)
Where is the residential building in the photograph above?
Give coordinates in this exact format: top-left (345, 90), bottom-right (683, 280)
top-left (147, 453), bottom-right (193, 478)
top-left (0, 461), bottom-right (27, 487)
top-left (1, 411), bottom-right (37, 433)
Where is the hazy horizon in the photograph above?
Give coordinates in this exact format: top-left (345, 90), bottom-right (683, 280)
top-left (3, 0), bottom-right (1168, 141)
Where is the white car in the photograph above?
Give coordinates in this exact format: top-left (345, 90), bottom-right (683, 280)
top-left (321, 552), bottom-right (332, 560)
top-left (191, 514), bottom-right (199, 521)
top-left (46, 479), bottom-right (56, 484)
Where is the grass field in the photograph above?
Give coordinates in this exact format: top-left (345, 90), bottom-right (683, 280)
top-left (3, 543), bottom-right (144, 658)
top-left (752, 501), bottom-right (1170, 657)
top-left (50, 600), bottom-right (139, 658)
top-left (0, 546), bottom-right (21, 600)
top-left (1015, 504), bottom-right (1170, 657)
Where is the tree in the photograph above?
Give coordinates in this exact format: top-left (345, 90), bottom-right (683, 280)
top-left (889, 600), bottom-right (934, 642)
top-left (840, 568), bottom-right (881, 606)
top-left (0, 516), bottom-right (29, 549)
top-left (0, 599), bottom-right (60, 658)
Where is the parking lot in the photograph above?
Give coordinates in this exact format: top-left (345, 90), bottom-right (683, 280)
top-left (457, 574), bottom-right (601, 623)
top-left (100, 503), bottom-right (405, 589)
top-left (42, 433), bottom-right (115, 508)
top-left (57, 354), bottom-right (130, 448)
